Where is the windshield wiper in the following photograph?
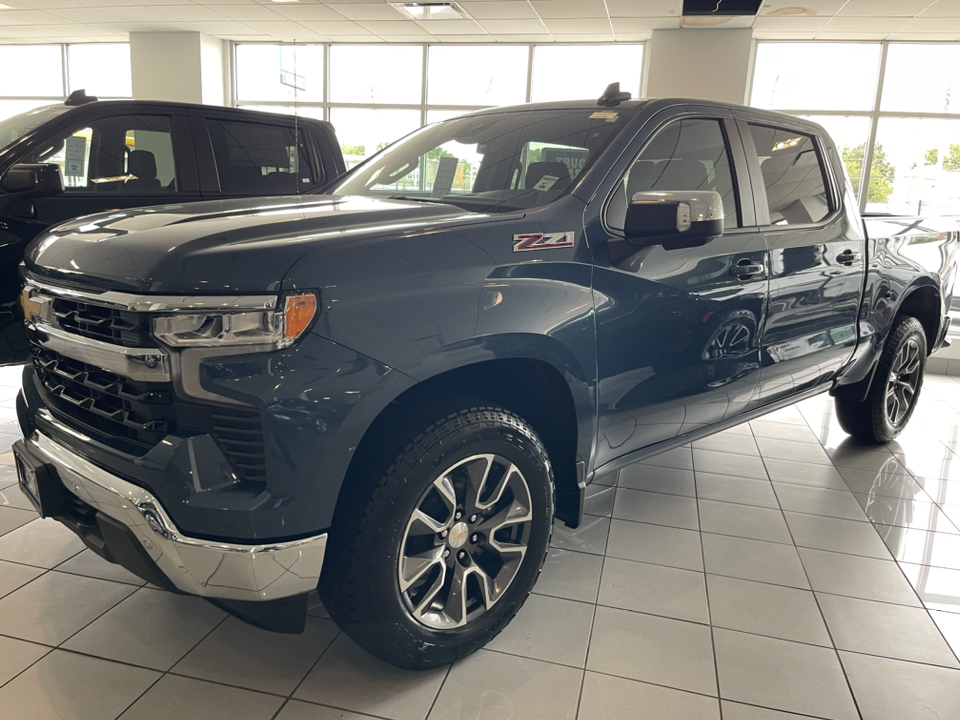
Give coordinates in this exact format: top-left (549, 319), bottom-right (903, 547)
top-left (387, 195), bottom-right (450, 205)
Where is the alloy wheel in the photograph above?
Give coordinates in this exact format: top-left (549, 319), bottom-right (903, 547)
top-left (398, 453), bottom-right (533, 630)
top-left (885, 338), bottom-right (922, 427)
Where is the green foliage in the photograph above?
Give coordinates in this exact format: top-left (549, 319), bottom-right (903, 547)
top-left (925, 148), bottom-right (939, 166)
top-left (945, 143), bottom-right (960, 171)
top-left (426, 147), bottom-right (454, 160)
top-left (341, 144), bottom-right (365, 156)
top-left (840, 143), bottom-right (894, 204)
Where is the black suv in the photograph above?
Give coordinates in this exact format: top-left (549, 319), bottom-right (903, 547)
top-left (0, 92), bottom-right (345, 364)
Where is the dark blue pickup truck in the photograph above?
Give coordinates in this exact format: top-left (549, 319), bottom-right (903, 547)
top-left (12, 88), bottom-right (958, 669)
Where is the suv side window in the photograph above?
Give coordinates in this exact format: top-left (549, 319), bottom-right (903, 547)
top-left (607, 118), bottom-right (740, 231)
top-left (746, 124), bottom-right (831, 226)
top-left (206, 119), bottom-right (318, 194)
top-left (33, 115), bottom-right (180, 193)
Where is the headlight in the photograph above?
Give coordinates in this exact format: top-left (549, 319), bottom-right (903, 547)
top-left (152, 292), bottom-right (318, 349)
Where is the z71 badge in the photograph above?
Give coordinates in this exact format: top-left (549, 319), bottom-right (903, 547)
top-left (513, 232), bottom-right (575, 252)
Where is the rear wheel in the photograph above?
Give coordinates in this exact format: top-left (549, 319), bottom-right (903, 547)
top-left (319, 400), bottom-right (554, 669)
top-left (835, 316), bottom-right (927, 444)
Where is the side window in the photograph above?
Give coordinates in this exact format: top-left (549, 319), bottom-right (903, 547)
top-left (747, 125), bottom-right (831, 226)
top-left (34, 115), bottom-right (179, 193)
top-left (206, 119), bottom-right (318, 195)
top-left (607, 118), bottom-right (740, 231)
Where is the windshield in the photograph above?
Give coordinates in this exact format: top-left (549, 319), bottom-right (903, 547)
top-left (329, 107), bottom-right (636, 213)
top-left (0, 105), bottom-right (69, 152)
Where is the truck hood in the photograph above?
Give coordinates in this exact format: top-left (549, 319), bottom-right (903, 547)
top-left (25, 195), bottom-right (488, 294)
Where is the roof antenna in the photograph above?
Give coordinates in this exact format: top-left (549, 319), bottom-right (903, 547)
top-left (65, 89), bottom-right (97, 106)
top-left (597, 82), bottom-right (631, 108)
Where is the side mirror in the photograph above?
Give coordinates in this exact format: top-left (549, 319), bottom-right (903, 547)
top-left (625, 190), bottom-right (724, 248)
top-left (1, 163), bottom-right (64, 196)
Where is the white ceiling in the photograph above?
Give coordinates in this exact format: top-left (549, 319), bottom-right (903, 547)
top-left (1, 0), bottom-right (960, 44)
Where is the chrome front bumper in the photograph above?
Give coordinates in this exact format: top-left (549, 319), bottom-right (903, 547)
top-left (26, 430), bottom-right (327, 603)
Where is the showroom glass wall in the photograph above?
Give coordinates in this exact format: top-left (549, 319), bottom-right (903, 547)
top-left (751, 41), bottom-right (960, 217)
top-left (234, 43), bottom-right (644, 168)
top-left (0, 43), bottom-right (132, 125)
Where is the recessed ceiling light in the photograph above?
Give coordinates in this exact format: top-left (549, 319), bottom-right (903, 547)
top-left (0, 3), bottom-right (13, 9)
top-left (270, 0), bottom-right (300, 4)
top-left (390, 3), bottom-right (467, 21)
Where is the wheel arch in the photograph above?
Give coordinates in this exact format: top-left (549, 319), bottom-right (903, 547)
top-left (338, 352), bottom-right (591, 529)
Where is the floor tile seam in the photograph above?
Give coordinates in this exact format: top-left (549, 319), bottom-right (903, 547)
top-left (54, 583), bottom-right (146, 651)
top-left (416, 660), bottom-right (453, 720)
top-left (693, 470), bottom-right (724, 717)
top-left (285, 628), bottom-right (344, 703)
top-left (767, 456), bottom-right (867, 720)
top-left (0, 640), bottom-right (53, 692)
top-left (0, 543), bottom-right (86, 572)
top-left (0, 567), bottom-right (48, 602)
top-left (272, 696), bottom-right (394, 720)
top-left (578, 666), bottom-right (723, 701)
top-left (47, 567), bottom-right (147, 588)
top-left (577, 513), bottom-right (610, 712)
top-left (0, 509), bottom-right (42, 535)
top-left (718, 698), bottom-right (839, 720)
top-left (57, 585), bottom-right (230, 681)
top-left (804, 631), bottom-right (960, 673)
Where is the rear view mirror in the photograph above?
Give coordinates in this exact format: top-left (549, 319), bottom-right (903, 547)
top-left (625, 190), bottom-right (724, 248)
top-left (1, 163), bottom-right (64, 196)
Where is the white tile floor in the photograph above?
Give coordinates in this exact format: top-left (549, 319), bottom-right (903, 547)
top-left (2, 364), bottom-right (960, 720)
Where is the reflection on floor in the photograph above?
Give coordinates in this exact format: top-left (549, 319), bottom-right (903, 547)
top-left (1, 363), bottom-right (960, 719)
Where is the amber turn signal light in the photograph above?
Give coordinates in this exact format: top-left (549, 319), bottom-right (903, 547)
top-left (285, 293), bottom-right (318, 342)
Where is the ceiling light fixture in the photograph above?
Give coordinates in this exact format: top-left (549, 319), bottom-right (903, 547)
top-left (269, 0), bottom-right (300, 4)
top-left (390, 3), bottom-right (467, 21)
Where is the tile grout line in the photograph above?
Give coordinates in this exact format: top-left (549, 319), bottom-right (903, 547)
top-left (268, 626), bottom-right (344, 720)
top-left (759, 446), bottom-right (866, 720)
top-left (572, 488), bottom-right (610, 720)
top-left (691, 443), bottom-right (725, 720)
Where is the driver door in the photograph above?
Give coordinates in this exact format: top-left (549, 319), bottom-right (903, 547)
top-left (589, 113), bottom-right (768, 468)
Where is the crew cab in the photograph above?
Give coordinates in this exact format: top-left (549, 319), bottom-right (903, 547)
top-left (0, 91), bottom-right (345, 365)
top-left (12, 87), bottom-right (958, 670)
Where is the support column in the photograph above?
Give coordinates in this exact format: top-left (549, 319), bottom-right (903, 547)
top-left (130, 32), bottom-right (226, 106)
top-left (646, 28), bottom-right (755, 105)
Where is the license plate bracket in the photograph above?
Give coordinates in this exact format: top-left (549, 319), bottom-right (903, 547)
top-left (13, 440), bottom-right (69, 518)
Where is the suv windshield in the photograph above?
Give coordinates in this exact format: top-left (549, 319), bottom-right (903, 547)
top-left (0, 105), bottom-right (69, 151)
top-left (329, 107), bottom-right (637, 213)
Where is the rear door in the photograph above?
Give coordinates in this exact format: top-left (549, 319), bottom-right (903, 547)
top-left (192, 111), bottom-right (326, 197)
top-left (590, 109), bottom-right (768, 467)
top-left (738, 117), bottom-right (865, 404)
top-left (28, 107), bottom-right (200, 226)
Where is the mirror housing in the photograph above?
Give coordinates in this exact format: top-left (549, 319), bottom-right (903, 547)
top-left (624, 190), bottom-right (724, 248)
top-left (1, 163), bottom-right (65, 196)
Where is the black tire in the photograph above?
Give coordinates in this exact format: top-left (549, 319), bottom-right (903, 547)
top-left (319, 399), bottom-right (554, 669)
top-left (835, 316), bottom-right (927, 444)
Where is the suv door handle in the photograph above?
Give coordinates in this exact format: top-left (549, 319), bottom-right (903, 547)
top-left (730, 259), bottom-right (764, 279)
top-left (837, 249), bottom-right (861, 266)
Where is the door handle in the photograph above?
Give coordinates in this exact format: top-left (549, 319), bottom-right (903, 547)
top-left (837, 249), bottom-right (861, 266)
top-left (730, 259), bottom-right (764, 279)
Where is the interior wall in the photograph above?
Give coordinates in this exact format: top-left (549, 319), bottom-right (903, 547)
top-left (200, 35), bottom-right (226, 107)
top-left (130, 32), bottom-right (225, 106)
top-left (646, 28), bottom-right (755, 105)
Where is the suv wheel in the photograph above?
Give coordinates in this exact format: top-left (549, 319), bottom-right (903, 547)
top-left (835, 316), bottom-right (927, 444)
top-left (319, 401), bottom-right (554, 669)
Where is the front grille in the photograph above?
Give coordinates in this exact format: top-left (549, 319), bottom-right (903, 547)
top-left (52, 298), bottom-right (152, 348)
top-left (30, 294), bottom-right (267, 487)
top-left (34, 348), bottom-right (175, 448)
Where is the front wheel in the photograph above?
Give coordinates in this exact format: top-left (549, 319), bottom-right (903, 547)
top-left (835, 316), bottom-right (927, 444)
top-left (319, 401), bottom-right (554, 669)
